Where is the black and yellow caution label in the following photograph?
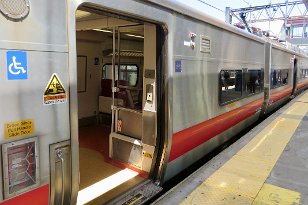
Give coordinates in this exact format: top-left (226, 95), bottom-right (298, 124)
top-left (43, 73), bottom-right (67, 105)
top-left (142, 152), bottom-right (153, 159)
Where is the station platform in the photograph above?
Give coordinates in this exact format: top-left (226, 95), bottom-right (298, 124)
top-left (153, 90), bottom-right (308, 205)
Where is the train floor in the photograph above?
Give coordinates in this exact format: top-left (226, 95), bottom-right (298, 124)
top-left (153, 90), bottom-right (308, 205)
top-left (77, 124), bottom-right (145, 205)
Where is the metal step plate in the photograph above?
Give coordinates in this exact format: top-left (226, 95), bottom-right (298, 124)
top-left (107, 180), bottom-right (162, 205)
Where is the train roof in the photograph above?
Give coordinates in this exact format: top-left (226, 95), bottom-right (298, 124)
top-left (146, 0), bottom-right (308, 57)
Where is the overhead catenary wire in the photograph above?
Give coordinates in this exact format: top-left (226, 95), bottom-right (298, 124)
top-left (196, 0), bottom-right (225, 13)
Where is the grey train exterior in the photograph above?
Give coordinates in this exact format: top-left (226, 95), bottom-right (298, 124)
top-left (0, 0), bottom-right (308, 204)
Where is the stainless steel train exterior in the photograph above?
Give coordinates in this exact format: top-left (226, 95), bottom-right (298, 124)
top-left (0, 0), bottom-right (308, 204)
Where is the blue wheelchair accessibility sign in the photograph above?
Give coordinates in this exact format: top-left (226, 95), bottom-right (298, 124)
top-left (7, 51), bottom-right (28, 80)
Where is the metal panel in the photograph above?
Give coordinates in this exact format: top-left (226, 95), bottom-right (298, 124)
top-left (2, 137), bottom-right (40, 199)
top-left (113, 137), bottom-right (142, 168)
top-left (117, 109), bottom-right (142, 140)
top-left (262, 42), bottom-right (272, 114)
top-left (164, 114), bottom-right (259, 182)
top-left (50, 140), bottom-right (71, 205)
top-left (0, 0), bottom-right (67, 51)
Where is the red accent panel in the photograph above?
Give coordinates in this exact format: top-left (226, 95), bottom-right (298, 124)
top-left (0, 185), bottom-right (49, 205)
top-left (296, 80), bottom-right (308, 90)
top-left (169, 99), bottom-right (263, 162)
top-left (270, 87), bottom-right (292, 103)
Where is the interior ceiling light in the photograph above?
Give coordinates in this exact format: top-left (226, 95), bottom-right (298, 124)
top-left (92, 29), bottom-right (113, 33)
top-left (76, 10), bottom-right (92, 19)
top-left (125, 34), bottom-right (144, 38)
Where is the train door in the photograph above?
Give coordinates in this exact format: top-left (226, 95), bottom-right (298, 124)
top-left (74, 6), bottom-right (162, 205)
top-left (292, 58), bottom-right (298, 95)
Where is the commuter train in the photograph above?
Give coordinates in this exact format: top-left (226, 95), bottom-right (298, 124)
top-left (1, 0), bottom-right (308, 204)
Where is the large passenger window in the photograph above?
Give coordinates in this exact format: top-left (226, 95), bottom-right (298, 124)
top-left (300, 69), bottom-right (308, 80)
top-left (271, 69), bottom-right (289, 89)
top-left (244, 69), bottom-right (264, 95)
top-left (220, 70), bottom-right (242, 104)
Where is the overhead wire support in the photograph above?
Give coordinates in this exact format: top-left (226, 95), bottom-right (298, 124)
top-left (229, 0), bottom-right (307, 23)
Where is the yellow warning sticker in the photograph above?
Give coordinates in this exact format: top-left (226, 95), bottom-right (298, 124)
top-left (43, 73), bottom-right (67, 105)
top-left (142, 152), bottom-right (153, 159)
top-left (4, 119), bottom-right (34, 139)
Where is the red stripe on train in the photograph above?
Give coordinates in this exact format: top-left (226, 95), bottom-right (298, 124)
top-left (270, 87), bottom-right (292, 103)
top-left (168, 87), bottom-right (293, 162)
top-left (168, 99), bottom-right (263, 162)
top-left (296, 80), bottom-right (308, 90)
top-left (0, 185), bottom-right (49, 205)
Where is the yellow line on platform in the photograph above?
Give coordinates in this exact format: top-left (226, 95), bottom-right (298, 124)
top-left (180, 93), bottom-right (308, 205)
top-left (253, 183), bottom-right (300, 205)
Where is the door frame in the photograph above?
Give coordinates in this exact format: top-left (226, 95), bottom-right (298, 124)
top-left (68, 3), bottom-right (168, 204)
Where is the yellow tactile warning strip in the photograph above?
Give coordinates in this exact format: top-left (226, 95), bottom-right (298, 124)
top-left (253, 183), bottom-right (300, 205)
top-left (180, 93), bottom-right (308, 205)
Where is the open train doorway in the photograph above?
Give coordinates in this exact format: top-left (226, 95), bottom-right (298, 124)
top-left (75, 5), bottom-right (162, 205)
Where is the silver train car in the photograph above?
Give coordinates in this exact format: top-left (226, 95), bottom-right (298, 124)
top-left (0, 0), bottom-right (308, 204)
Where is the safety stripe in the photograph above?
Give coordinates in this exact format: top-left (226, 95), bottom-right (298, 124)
top-left (296, 80), bottom-right (308, 90)
top-left (0, 185), bottom-right (49, 205)
top-left (168, 99), bottom-right (263, 162)
top-left (270, 87), bottom-right (292, 103)
top-left (179, 93), bottom-right (308, 204)
top-left (169, 86), bottom-right (295, 162)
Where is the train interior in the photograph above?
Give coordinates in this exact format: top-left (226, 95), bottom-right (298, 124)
top-left (75, 7), bottom-right (159, 204)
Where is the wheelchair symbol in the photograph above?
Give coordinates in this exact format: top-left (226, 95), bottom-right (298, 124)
top-left (9, 56), bottom-right (27, 75)
top-left (7, 50), bottom-right (28, 80)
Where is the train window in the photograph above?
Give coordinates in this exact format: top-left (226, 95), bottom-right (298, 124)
top-left (102, 64), bottom-right (113, 79)
top-left (270, 69), bottom-right (289, 89)
top-left (219, 69), bottom-right (242, 104)
top-left (119, 65), bottom-right (138, 86)
top-left (243, 69), bottom-right (264, 95)
top-left (301, 69), bottom-right (308, 79)
top-left (102, 64), bottom-right (138, 86)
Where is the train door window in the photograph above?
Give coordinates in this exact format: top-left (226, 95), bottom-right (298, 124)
top-left (243, 69), bottom-right (264, 95)
top-left (271, 69), bottom-right (289, 89)
top-left (219, 69), bottom-right (242, 104)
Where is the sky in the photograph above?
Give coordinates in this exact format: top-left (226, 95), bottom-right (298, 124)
top-left (180, 0), bottom-right (307, 36)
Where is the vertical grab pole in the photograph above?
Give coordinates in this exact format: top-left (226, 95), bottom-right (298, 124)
top-left (118, 27), bottom-right (121, 85)
top-left (111, 27), bottom-right (116, 133)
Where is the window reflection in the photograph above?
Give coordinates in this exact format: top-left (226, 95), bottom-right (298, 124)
top-left (300, 69), bottom-right (308, 81)
top-left (219, 68), bottom-right (264, 105)
top-left (220, 70), bottom-right (242, 104)
top-left (270, 69), bottom-right (288, 89)
top-left (244, 69), bottom-right (264, 95)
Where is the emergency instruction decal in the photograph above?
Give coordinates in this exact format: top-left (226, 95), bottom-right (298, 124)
top-left (4, 119), bottom-right (34, 139)
top-left (43, 73), bottom-right (67, 105)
